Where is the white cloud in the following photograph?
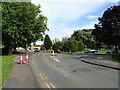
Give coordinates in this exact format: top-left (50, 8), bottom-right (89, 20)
top-left (87, 15), bottom-right (98, 19)
top-left (31, 0), bottom-right (118, 42)
top-left (77, 20), bottom-right (98, 30)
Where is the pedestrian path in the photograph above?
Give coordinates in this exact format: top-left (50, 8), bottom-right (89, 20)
top-left (2, 55), bottom-right (39, 88)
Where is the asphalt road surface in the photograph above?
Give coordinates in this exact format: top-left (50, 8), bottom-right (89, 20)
top-left (30, 52), bottom-right (118, 88)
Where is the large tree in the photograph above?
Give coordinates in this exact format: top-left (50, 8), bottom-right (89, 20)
top-left (71, 29), bottom-right (96, 49)
top-left (92, 5), bottom-right (120, 53)
top-left (44, 35), bottom-right (52, 50)
top-left (63, 40), bottom-right (84, 52)
top-left (2, 2), bottom-right (48, 54)
top-left (53, 41), bottom-right (64, 51)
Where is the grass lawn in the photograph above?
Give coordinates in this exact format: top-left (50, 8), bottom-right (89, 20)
top-left (97, 50), bottom-right (108, 53)
top-left (75, 50), bottom-right (86, 53)
top-left (40, 50), bottom-right (52, 53)
top-left (2, 55), bottom-right (16, 86)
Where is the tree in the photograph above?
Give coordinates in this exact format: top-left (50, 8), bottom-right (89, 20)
top-left (71, 29), bottom-right (96, 49)
top-left (44, 35), bottom-right (52, 50)
top-left (2, 2), bottom-right (48, 54)
top-left (63, 40), bottom-right (84, 52)
top-left (78, 41), bottom-right (84, 51)
top-left (92, 5), bottom-right (120, 53)
top-left (53, 41), bottom-right (64, 51)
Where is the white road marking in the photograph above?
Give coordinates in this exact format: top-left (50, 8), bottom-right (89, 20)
top-left (53, 58), bottom-right (60, 62)
top-left (50, 56), bottom-right (60, 62)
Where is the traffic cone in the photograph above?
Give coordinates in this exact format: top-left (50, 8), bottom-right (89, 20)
top-left (25, 53), bottom-right (29, 62)
top-left (18, 54), bottom-right (24, 64)
top-left (52, 50), bottom-right (54, 56)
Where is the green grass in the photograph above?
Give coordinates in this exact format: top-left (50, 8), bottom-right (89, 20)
top-left (75, 50), bottom-right (86, 53)
top-left (40, 50), bottom-right (52, 53)
top-left (97, 50), bottom-right (108, 53)
top-left (2, 55), bottom-right (16, 86)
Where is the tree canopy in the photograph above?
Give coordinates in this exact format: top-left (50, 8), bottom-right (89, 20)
top-left (63, 40), bottom-right (84, 52)
top-left (71, 29), bottom-right (96, 49)
top-left (53, 41), bottom-right (64, 50)
top-left (92, 5), bottom-right (120, 52)
top-left (44, 35), bottom-right (52, 50)
top-left (2, 2), bottom-right (48, 54)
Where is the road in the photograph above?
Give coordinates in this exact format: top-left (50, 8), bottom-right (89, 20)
top-left (30, 52), bottom-right (118, 88)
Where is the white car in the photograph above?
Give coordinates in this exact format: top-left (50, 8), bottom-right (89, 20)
top-left (85, 49), bottom-right (97, 53)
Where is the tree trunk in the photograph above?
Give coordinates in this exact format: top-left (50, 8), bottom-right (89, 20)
top-left (3, 45), bottom-right (13, 55)
top-left (14, 43), bottom-right (17, 53)
top-left (115, 45), bottom-right (118, 54)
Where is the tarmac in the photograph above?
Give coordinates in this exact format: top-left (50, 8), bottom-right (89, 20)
top-left (2, 53), bottom-right (120, 89)
top-left (2, 54), bottom-right (39, 89)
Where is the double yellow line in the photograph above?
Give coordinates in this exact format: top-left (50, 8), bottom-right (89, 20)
top-left (39, 73), bottom-right (56, 88)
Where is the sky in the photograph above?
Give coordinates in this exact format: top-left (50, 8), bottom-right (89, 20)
top-left (31, 0), bottom-right (119, 45)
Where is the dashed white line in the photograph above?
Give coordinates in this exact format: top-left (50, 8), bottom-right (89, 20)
top-left (53, 58), bottom-right (60, 62)
top-left (50, 56), bottom-right (60, 62)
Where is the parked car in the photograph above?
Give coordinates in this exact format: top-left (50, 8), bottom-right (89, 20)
top-left (106, 49), bottom-right (116, 54)
top-left (34, 48), bottom-right (39, 52)
top-left (54, 49), bottom-right (61, 53)
top-left (85, 49), bottom-right (97, 53)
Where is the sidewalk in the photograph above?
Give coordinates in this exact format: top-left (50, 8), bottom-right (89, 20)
top-left (2, 54), bottom-right (39, 88)
top-left (80, 57), bottom-right (120, 70)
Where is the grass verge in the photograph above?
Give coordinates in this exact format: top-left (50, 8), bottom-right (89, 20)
top-left (75, 50), bottom-right (86, 53)
top-left (39, 50), bottom-right (52, 53)
top-left (97, 50), bottom-right (108, 53)
top-left (2, 55), bottom-right (16, 86)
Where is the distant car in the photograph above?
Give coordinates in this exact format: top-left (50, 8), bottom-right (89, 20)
top-left (85, 49), bottom-right (97, 53)
top-left (106, 49), bottom-right (116, 54)
top-left (34, 48), bottom-right (39, 52)
top-left (54, 49), bottom-right (61, 53)
top-left (34, 49), bottom-right (39, 52)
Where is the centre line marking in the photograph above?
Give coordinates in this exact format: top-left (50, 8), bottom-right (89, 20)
top-left (53, 58), bottom-right (60, 62)
top-left (50, 56), bottom-right (60, 62)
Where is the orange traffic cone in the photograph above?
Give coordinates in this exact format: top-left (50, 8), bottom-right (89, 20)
top-left (18, 54), bottom-right (24, 64)
top-left (25, 53), bottom-right (29, 62)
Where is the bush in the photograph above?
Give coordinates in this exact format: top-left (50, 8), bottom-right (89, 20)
top-left (63, 40), bottom-right (84, 52)
top-left (53, 41), bottom-right (64, 50)
top-left (78, 41), bottom-right (84, 51)
top-left (112, 54), bottom-right (120, 61)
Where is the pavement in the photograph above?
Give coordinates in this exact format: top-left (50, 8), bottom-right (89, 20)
top-left (78, 54), bottom-right (120, 70)
top-left (2, 54), bottom-right (39, 89)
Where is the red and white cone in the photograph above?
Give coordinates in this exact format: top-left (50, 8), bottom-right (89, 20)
top-left (25, 54), bottom-right (29, 62)
top-left (18, 54), bottom-right (24, 64)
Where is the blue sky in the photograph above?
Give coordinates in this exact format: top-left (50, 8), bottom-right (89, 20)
top-left (31, 0), bottom-right (119, 45)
